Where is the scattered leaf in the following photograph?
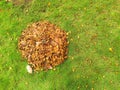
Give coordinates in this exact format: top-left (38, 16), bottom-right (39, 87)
top-left (109, 48), bottom-right (113, 52)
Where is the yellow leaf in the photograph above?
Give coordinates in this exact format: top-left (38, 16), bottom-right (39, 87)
top-left (109, 48), bottom-right (113, 52)
top-left (48, 2), bottom-right (51, 6)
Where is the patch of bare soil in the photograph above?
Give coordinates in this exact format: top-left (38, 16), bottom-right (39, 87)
top-left (6, 0), bottom-right (32, 5)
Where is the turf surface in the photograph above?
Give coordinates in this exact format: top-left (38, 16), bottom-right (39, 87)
top-left (0, 0), bottom-right (120, 90)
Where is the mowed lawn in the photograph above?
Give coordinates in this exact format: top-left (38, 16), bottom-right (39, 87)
top-left (0, 0), bottom-right (120, 90)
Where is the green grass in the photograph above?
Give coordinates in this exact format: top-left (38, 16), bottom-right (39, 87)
top-left (0, 0), bottom-right (120, 90)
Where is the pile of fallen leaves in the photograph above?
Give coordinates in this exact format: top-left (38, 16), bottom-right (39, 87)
top-left (18, 21), bottom-right (68, 71)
